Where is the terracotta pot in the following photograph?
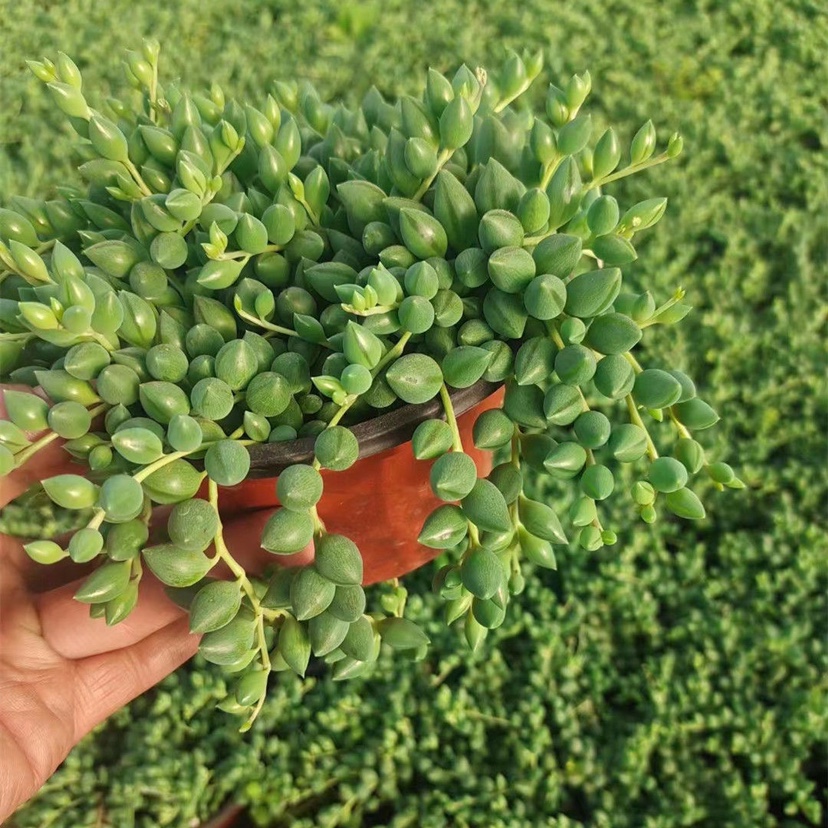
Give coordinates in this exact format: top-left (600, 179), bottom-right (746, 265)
top-left (214, 382), bottom-right (505, 585)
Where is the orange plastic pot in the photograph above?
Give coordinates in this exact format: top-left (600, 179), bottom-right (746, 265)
top-left (214, 382), bottom-right (504, 585)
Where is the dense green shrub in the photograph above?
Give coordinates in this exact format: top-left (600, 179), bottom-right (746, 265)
top-left (6, 0), bottom-right (826, 825)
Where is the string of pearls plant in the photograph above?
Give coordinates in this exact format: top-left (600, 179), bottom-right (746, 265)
top-left (0, 40), bottom-right (742, 728)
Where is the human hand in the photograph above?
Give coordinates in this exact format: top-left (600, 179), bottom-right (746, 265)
top-left (0, 387), bottom-right (310, 822)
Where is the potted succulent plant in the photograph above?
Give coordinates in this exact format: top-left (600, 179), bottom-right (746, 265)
top-left (0, 40), bottom-right (743, 731)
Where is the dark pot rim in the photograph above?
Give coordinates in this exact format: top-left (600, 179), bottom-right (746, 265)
top-left (246, 380), bottom-right (501, 477)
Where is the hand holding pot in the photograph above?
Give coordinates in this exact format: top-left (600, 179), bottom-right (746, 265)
top-left (0, 385), bottom-right (309, 822)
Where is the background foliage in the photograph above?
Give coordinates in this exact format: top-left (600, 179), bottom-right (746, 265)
top-left (4, 0), bottom-right (826, 825)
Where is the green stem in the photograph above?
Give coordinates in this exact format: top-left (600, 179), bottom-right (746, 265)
top-left (124, 158), bottom-right (153, 197)
top-left (87, 509), bottom-right (106, 531)
top-left (208, 480), bottom-right (273, 730)
top-left (342, 302), bottom-right (399, 317)
top-left (586, 151), bottom-right (673, 192)
top-left (668, 407), bottom-right (692, 440)
top-left (235, 307), bottom-right (306, 342)
top-left (623, 352), bottom-right (644, 374)
top-left (493, 75), bottom-right (539, 114)
top-left (439, 383), bottom-right (463, 453)
top-left (296, 195), bottom-right (320, 227)
top-left (413, 148), bottom-right (453, 201)
top-left (439, 382), bottom-right (481, 549)
top-left (219, 247), bottom-right (282, 261)
top-left (148, 57), bottom-right (159, 124)
top-left (625, 395), bottom-right (659, 460)
top-left (640, 289), bottom-right (686, 328)
top-left (547, 322), bottom-right (565, 350)
top-left (539, 155), bottom-right (563, 190)
top-left (375, 331), bottom-right (412, 373)
top-left (13, 430), bottom-right (60, 469)
top-left (133, 427), bottom-right (247, 482)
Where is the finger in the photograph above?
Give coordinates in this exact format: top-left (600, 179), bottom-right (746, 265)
top-left (36, 572), bottom-right (187, 660)
top-left (72, 616), bottom-right (198, 740)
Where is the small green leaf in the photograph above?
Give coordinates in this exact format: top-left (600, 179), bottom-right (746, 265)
top-left (412, 419), bottom-right (454, 460)
top-left (461, 479), bottom-right (511, 533)
top-left (472, 409), bottom-right (514, 450)
top-left (378, 617), bottom-right (430, 650)
top-left (314, 534), bottom-right (363, 586)
top-left (204, 440), bottom-right (250, 487)
top-left (673, 398), bottom-right (719, 430)
top-left (564, 268), bottom-right (622, 318)
top-left (461, 548), bottom-right (504, 599)
top-left (608, 424), bottom-right (649, 462)
top-left (291, 567), bottom-right (336, 620)
top-left (430, 452), bottom-right (478, 501)
top-left (167, 499), bottom-right (219, 553)
top-left (593, 354), bottom-right (636, 399)
top-left (514, 337), bottom-right (557, 386)
top-left (42, 474), bottom-right (98, 510)
top-left (139, 381), bottom-right (190, 425)
top-left (308, 612), bottom-right (350, 657)
top-left (580, 464), bottom-right (615, 500)
top-left (664, 487), bottom-right (706, 520)
top-left (434, 170), bottom-right (478, 251)
top-left (441, 346), bottom-right (492, 389)
top-left (518, 498), bottom-right (568, 544)
top-left (277, 464), bottom-right (324, 511)
top-left (524, 274), bottom-right (567, 321)
top-left (262, 508), bottom-right (314, 555)
top-left (478, 209), bottom-right (524, 253)
top-left (340, 615), bottom-right (376, 662)
top-left (634, 369), bottom-right (683, 409)
top-left (189, 580), bottom-right (243, 633)
top-left (141, 459), bottom-right (203, 505)
top-left (573, 411), bottom-right (612, 449)
top-left (585, 313), bottom-right (642, 355)
top-left (315, 426), bottom-right (359, 471)
top-left (245, 372), bottom-right (291, 417)
top-left (544, 441), bottom-right (588, 478)
top-left (592, 234), bottom-right (638, 266)
top-left (200, 615), bottom-right (256, 665)
top-left (399, 209), bottom-right (448, 260)
top-left (386, 354), bottom-right (443, 404)
top-left (487, 246), bottom-right (536, 294)
top-left (35, 370), bottom-right (100, 406)
top-left (143, 543), bottom-right (213, 587)
top-left (418, 504), bottom-right (468, 549)
top-left (554, 344), bottom-right (596, 386)
top-left (279, 614), bottom-right (311, 676)
top-left (74, 560), bottom-right (132, 603)
top-left (112, 427), bottom-right (164, 465)
top-left (648, 457), bottom-right (689, 493)
top-left (503, 380), bottom-right (546, 429)
top-left (24, 540), bottom-right (68, 565)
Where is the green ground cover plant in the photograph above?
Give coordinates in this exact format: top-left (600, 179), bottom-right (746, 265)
top-left (3, 0), bottom-right (826, 825)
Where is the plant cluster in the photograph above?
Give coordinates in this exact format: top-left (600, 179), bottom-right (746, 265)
top-left (0, 40), bottom-right (740, 727)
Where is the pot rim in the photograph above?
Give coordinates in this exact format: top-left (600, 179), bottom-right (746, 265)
top-left (245, 380), bottom-right (501, 477)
